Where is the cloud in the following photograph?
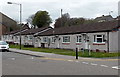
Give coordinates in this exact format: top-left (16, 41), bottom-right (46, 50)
top-left (1, 0), bottom-right (119, 22)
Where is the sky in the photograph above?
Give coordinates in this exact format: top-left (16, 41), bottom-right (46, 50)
top-left (0, 0), bottom-right (120, 23)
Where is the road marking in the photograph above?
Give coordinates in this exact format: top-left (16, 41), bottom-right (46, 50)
top-left (91, 63), bottom-right (98, 66)
top-left (75, 61), bottom-right (79, 63)
top-left (112, 66), bottom-right (120, 70)
top-left (31, 57), bottom-right (34, 59)
top-left (11, 58), bottom-right (15, 60)
top-left (100, 65), bottom-right (108, 67)
top-left (39, 57), bottom-right (120, 63)
top-left (82, 62), bottom-right (89, 64)
top-left (42, 57), bottom-right (67, 61)
top-left (68, 60), bottom-right (73, 62)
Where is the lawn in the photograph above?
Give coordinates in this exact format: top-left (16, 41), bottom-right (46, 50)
top-left (10, 44), bottom-right (120, 58)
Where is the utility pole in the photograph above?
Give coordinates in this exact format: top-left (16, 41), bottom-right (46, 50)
top-left (7, 2), bottom-right (22, 49)
top-left (61, 9), bottom-right (63, 27)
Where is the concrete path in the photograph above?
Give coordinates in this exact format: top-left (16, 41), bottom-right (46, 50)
top-left (9, 48), bottom-right (119, 61)
top-left (9, 48), bottom-right (101, 60)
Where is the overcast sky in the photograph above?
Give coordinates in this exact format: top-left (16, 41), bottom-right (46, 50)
top-left (0, 0), bottom-right (119, 23)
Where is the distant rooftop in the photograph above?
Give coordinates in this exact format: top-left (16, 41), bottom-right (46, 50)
top-left (95, 15), bottom-right (115, 22)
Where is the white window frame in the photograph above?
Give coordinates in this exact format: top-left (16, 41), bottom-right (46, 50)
top-left (93, 35), bottom-right (105, 43)
top-left (29, 36), bottom-right (33, 40)
top-left (24, 36), bottom-right (28, 40)
top-left (35, 38), bottom-right (38, 42)
top-left (51, 37), bottom-right (55, 43)
top-left (43, 37), bottom-right (48, 43)
top-left (62, 36), bottom-right (70, 43)
top-left (76, 35), bottom-right (82, 43)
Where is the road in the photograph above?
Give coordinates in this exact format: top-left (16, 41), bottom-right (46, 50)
top-left (2, 51), bottom-right (119, 75)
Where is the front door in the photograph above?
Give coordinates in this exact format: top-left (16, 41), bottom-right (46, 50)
top-left (41, 43), bottom-right (45, 48)
top-left (83, 34), bottom-right (89, 49)
top-left (85, 42), bottom-right (88, 49)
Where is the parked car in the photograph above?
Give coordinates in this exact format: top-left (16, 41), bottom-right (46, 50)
top-left (0, 41), bottom-right (9, 52)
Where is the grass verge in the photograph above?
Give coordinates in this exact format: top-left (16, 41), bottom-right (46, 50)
top-left (10, 44), bottom-right (120, 58)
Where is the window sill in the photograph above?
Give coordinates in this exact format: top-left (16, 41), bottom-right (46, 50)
top-left (62, 43), bottom-right (70, 45)
top-left (76, 43), bottom-right (82, 45)
top-left (93, 43), bottom-right (106, 45)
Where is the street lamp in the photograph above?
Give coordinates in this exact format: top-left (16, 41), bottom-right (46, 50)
top-left (7, 2), bottom-right (22, 49)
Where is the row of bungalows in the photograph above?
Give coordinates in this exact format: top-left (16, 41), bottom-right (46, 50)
top-left (2, 24), bottom-right (30, 44)
top-left (34, 20), bottom-right (120, 52)
top-left (2, 20), bottom-right (120, 52)
top-left (2, 24), bottom-right (52, 45)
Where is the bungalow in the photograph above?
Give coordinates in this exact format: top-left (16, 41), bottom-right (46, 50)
top-left (34, 20), bottom-right (120, 52)
top-left (2, 24), bottom-right (30, 44)
top-left (14, 26), bottom-right (52, 46)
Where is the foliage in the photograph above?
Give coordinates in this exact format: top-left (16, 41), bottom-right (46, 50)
top-left (32, 11), bottom-right (52, 28)
top-left (26, 14), bottom-right (35, 28)
top-left (54, 13), bottom-right (97, 28)
top-left (54, 13), bottom-right (70, 28)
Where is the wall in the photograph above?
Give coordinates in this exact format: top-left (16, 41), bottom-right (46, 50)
top-left (118, 29), bottom-right (120, 52)
top-left (35, 32), bottom-right (109, 52)
top-left (109, 31), bottom-right (119, 52)
top-left (0, 13), bottom-right (2, 40)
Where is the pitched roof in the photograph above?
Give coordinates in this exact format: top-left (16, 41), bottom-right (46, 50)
top-left (95, 15), bottom-right (114, 22)
top-left (36, 20), bottom-right (120, 36)
top-left (15, 26), bottom-right (52, 35)
top-left (4, 24), bottom-right (30, 35)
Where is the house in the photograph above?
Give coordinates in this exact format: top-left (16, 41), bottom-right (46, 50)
top-left (95, 15), bottom-right (115, 22)
top-left (13, 26), bottom-right (52, 46)
top-left (34, 20), bottom-right (120, 52)
top-left (2, 19), bottom-right (120, 52)
top-left (0, 23), bottom-right (7, 40)
top-left (0, 12), bottom-right (17, 40)
top-left (2, 23), bottom-right (30, 44)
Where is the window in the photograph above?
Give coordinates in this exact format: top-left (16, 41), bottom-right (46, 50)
top-left (15, 36), bottom-right (18, 40)
top-left (63, 36), bottom-right (70, 43)
top-left (94, 35), bottom-right (105, 43)
top-left (29, 36), bottom-right (33, 40)
top-left (12, 36), bottom-right (14, 40)
top-left (36, 39), bottom-right (38, 42)
top-left (24, 36), bottom-right (28, 40)
top-left (76, 36), bottom-right (82, 43)
top-left (43, 37), bottom-right (48, 43)
top-left (4, 35), bottom-right (7, 39)
top-left (51, 37), bottom-right (55, 43)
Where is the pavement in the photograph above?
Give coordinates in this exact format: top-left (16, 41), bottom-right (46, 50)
top-left (9, 48), bottom-right (120, 61)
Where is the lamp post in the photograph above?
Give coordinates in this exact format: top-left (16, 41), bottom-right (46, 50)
top-left (7, 2), bottom-right (22, 49)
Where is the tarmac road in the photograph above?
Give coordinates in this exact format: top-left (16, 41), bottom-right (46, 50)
top-left (2, 51), bottom-right (119, 75)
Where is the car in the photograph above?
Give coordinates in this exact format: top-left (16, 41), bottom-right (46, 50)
top-left (0, 41), bottom-right (9, 52)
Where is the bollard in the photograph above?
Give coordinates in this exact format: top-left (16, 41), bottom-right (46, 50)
top-left (76, 48), bottom-right (78, 59)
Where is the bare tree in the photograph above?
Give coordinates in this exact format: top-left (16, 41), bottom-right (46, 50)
top-left (26, 14), bottom-right (35, 28)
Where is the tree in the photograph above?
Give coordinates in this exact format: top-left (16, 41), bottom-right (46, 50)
top-left (26, 14), bottom-right (35, 28)
top-left (54, 15), bottom-right (97, 28)
top-left (32, 11), bottom-right (52, 28)
top-left (67, 18), bottom-right (85, 26)
top-left (54, 13), bottom-right (70, 28)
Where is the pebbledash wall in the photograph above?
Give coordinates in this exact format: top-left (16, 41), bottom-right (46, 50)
top-left (34, 31), bottom-right (119, 52)
top-left (118, 28), bottom-right (120, 52)
top-left (109, 30), bottom-right (119, 52)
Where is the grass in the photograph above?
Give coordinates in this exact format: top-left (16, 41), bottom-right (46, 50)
top-left (10, 44), bottom-right (120, 58)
